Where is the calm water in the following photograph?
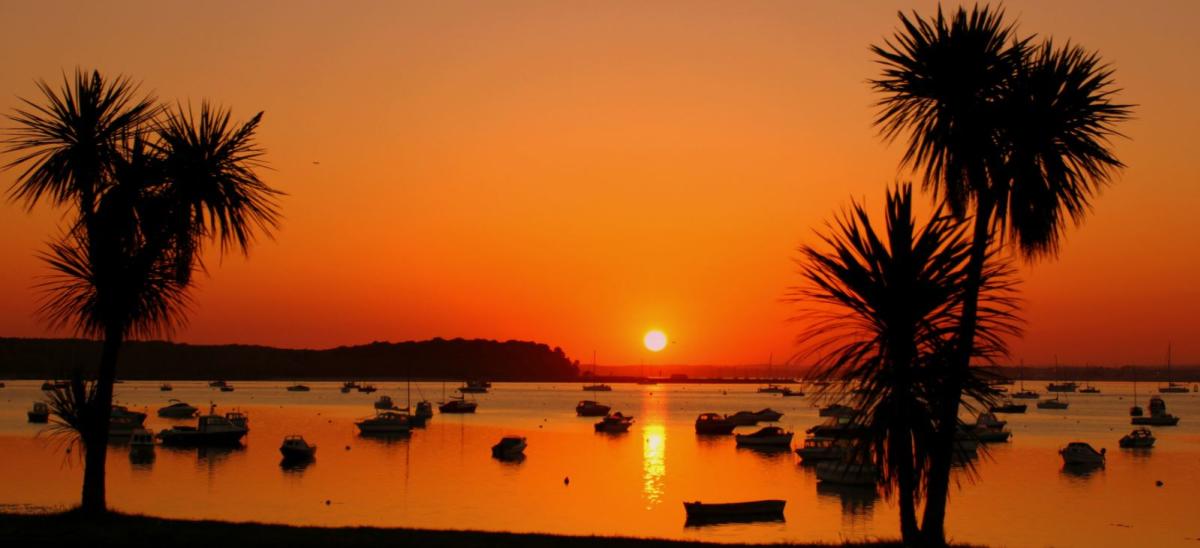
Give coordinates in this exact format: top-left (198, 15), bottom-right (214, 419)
top-left (2, 381), bottom-right (1199, 546)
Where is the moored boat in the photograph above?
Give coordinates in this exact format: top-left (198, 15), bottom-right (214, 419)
top-left (1118, 427), bottom-right (1155, 449)
top-left (357, 383), bottom-right (378, 393)
top-left (279, 435), bottom-right (317, 459)
top-left (129, 427), bottom-right (155, 450)
top-left (814, 461), bottom-right (878, 486)
top-left (818, 404), bottom-right (856, 418)
top-left (1012, 389), bottom-right (1040, 399)
top-left (109, 405), bottom-right (148, 436)
top-left (219, 384), bottom-right (235, 392)
top-left (1037, 395), bottom-right (1069, 410)
top-left (159, 383), bottom-right (173, 392)
top-left (374, 395), bottom-right (397, 410)
top-left (286, 384), bottom-right (311, 392)
top-left (491, 436), bottom-right (527, 459)
top-left (1047, 381), bottom-right (1078, 393)
top-left (756, 384), bottom-right (787, 394)
top-left (695, 413), bottom-right (736, 435)
top-left (157, 406), bottom-right (249, 446)
top-left (594, 412), bottom-right (635, 433)
top-left (439, 394), bottom-right (478, 414)
top-left (582, 383), bottom-right (613, 392)
top-left (355, 410), bottom-right (412, 434)
top-left (795, 436), bottom-right (846, 462)
top-left (576, 400), bottom-right (611, 417)
top-left (780, 387), bottom-right (805, 397)
top-left (1131, 396), bottom-right (1180, 426)
top-left (990, 400), bottom-right (1027, 414)
top-left (683, 500), bottom-right (786, 523)
top-left (27, 402), bottom-right (49, 423)
top-left (735, 426), bottom-right (793, 448)
top-left (459, 380), bottom-right (490, 393)
top-left (1059, 442), bottom-right (1105, 465)
top-left (157, 400), bottom-right (199, 418)
top-left (208, 380), bottom-right (228, 388)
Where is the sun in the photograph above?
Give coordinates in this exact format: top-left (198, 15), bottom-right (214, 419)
top-left (643, 330), bottom-right (668, 352)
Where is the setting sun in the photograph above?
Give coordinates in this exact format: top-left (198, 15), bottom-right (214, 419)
top-left (643, 330), bottom-right (667, 352)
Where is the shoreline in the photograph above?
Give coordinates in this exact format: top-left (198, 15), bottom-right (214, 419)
top-left (0, 511), bottom-right (933, 547)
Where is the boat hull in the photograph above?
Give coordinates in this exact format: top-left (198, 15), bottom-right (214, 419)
top-left (735, 433), bottom-right (794, 448)
top-left (814, 462), bottom-right (877, 486)
top-left (27, 412), bottom-right (49, 423)
top-left (683, 500), bottom-right (785, 524)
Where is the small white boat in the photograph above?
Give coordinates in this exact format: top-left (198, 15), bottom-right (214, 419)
top-left (1118, 427), bottom-right (1155, 449)
top-left (280, 435), bottom-right (317, 459)
top-left (355, 410), bottom-right (412, 434)
top-left (1060, 442), bottom-right (1105, 465)
top-left (157, 400), bottom-right (199, 418)
top-left (815, 461), bottom-right (878, 486)
top-left (27, 402), bottom-right (49, 423)
top-left (491, 436), bottom-right (527, 459)
top-left (735, 426), bottom-right (794, 448)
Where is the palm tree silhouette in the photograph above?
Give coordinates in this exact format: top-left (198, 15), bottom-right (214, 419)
top-left (792, 185), bottom-right (1018, 544)
top-left (3, 69), bottom-right (281, 513)
top-left (870, 6), bottom-right (1131, 544)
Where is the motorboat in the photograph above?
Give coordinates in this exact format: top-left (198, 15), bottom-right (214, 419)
top-left (357, 384), bottom-right (378, 393)
top-left (109, 405), bottom-right (148, 436)
top-left (1037, 396), bottom-right (1069, 410)
top-left (582, 383), bottom-right (613, 392)
top-left (1012, 389), bottom-right (1040, 399)
top-left (225, 409), bottom-right (249, 430)
top-left (1131, 396), bottom-right (1180, 426)
top-left (575, 400), bottom-right (611, 417)
top-left (355, 410), bottom-right (412, 434)
top-left (340, 381), bottom-right (359, 393)
top-left (990, 401), bottom-right (1027, 414)
top-left (975, 412), bottom-right (1007, 430)
top-left (459, 380), bottom-right (490, 394)
top-left (374, 395), bottom-right (397, 410)
top-left (438, 394), bottom-right (478, 414)
top-left (1047, 382), bottom-right (1078, 393)
top-left (818, 404), bottom-right (856, 418)
top-left (780, 387), bottom-right (805, 397)
top-left (1159, 382), bottom-right (1189, 394)
top-left (683, 500), bottom-right (785, 524)
top-left (491, 436), bottom-right (527, 459)
top-left (594, 412), bottom-right (635, 433)
top-left (157, 407), bottom-right (249, 446)
top-left (279, 435), bottom-right (317, 460)
top-left (756, 384), bottom-right (787, 394)
top-left (815, 461), bottom-right (878, 487)
top-left (157, 400), bottom-right (199, 419)
top-left (1059, 442), bottom-right (1105, 465)
top-left (735, 426), bottom-right (794, 448)
top-left (27, 402), bottom-right (49, 423)
top-left (159, 383), bottom-right (173, 392)
top-left (727, 410), bottom-right (763, 426)
top-left (1118, 427), bottom-right (1155, 449)
top-left (695, 413), bottom-right (736, 435)
top-left (795, 436), bottom-right (846, 462)
top-left (1079, 384), bottom-right (1101, 394)
top-left (208, 380), bottom-right (228, 388)
top-left (286, 384), bottom-right (311, 392)
top-left (806, 416), bottom-right (866, 439)
top-left (219, 384), bottom-right (235, 392)
top-left (751, 408), bottom-right (784, 422)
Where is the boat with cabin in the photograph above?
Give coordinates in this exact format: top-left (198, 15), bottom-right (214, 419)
top-left (990, 400), bottom-right (1027, 414)
top-left (157, 400), bottom-right (199, 418)
top-left (735, 426), bottom-right (794, 448)
top-left (1131, 396), bottom-right (1180, 426)
top-left (159, 383), bottom-right (173, 392)
top-left (1060, 442), bottom-right (1105, 465)
top-left (795, 436), bottom-right (846, 462)
top-left (1118, 427), bottom-right (1155, 449)
top-left (1037, 394), bottom-right (1069, 410)
top-left (355, 410), bottom-right (412, 434)
top-left (818, 404), bottom-right (856, 418)
top-left (374, 395), bottom-right (397, 410)
top-left (594, 412), bottom-right (635, 433)
top-left (279, 435), bottom-right (317, 459)
top-left (459, 380), bottom-right (490, 394)
top-left (157, 406), bottom-right (249, 446)
top-left (27, 402), bottom-right (49, 423)
top-left (439, 394), bottom-right (478, 414)
top-left (814, 460), bottom-right (878, 486)
top-left (491, 436), bottom-right (527, 459)
top-left (576, 400), bottom-right (611, 417)
top-left (695, 413), bottom-right (736, 435)
top-left (109, 405), bottom-right (148, 436)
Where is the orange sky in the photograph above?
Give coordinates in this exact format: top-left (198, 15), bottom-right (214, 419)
top-left (0, 1), bottom-right (1197, 367)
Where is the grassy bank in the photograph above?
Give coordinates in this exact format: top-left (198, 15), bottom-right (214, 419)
top-left (0, 511), bottom-right (922, 547)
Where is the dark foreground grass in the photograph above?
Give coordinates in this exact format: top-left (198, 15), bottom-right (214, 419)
top-left (0, 510), bottom-right (933, 548)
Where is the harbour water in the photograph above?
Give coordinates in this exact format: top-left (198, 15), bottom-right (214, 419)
top-left (1, 381), bottom-right (1198, 546)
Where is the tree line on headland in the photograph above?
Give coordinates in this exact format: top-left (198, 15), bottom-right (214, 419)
top-left (0, 337), bottom-right (580, 381)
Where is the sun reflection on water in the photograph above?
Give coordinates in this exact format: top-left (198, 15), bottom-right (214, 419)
top-left (642, 423), bottom-right (666, 508)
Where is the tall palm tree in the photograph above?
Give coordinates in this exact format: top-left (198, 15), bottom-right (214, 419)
top-left (870, 6), bottom-right (1131, 544)
top-left (791, 185), bottom-right (1018, 544)
top-left (3, 70), bottom-right (281, 513)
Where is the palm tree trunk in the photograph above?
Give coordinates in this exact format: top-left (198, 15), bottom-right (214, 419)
top-left (893, 429), bottom-right (920, 544)
top-left (79, 325), bottom-right (122, 514)
top-left (921, 195), bottom-right (995, 546)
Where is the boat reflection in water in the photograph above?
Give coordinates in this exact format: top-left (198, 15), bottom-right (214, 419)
top-left (816, 482), bottom-right (879, 521)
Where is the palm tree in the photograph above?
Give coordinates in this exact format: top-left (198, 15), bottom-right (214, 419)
top-left (791, 185), bottom-right (1018, 544)
top-left (870, 6), bottom-right (1130, 544)
top-left (3, 70), bottom-right (281, 513)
